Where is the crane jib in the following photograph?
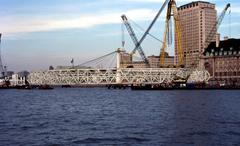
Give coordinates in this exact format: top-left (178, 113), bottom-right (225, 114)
top-left (121, 15), bottom-right (150, 66)
top-left (132, 0), bottom-right (170, 54)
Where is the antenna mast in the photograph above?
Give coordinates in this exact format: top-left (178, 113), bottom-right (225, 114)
top-left (0, 33), bottom-right (4, 78)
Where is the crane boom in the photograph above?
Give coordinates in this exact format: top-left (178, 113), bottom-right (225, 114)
top-left (121, 15), bottom-right (150, 67)
top-left (205, 3), bottom-right (231, 48)
top-left (160, 0), bottom-right (183, 67)
top-left (131, 0), bottom-right (170, 54)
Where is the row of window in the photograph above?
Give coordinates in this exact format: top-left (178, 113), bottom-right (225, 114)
top-left (215, 72), bottom-right (240, 76)
top-left (206, 50), bottom-right (240, 57)
top-left (217, 61), bottom-right (239, 65)
top-left (179, 3), bottom-right (214, 11)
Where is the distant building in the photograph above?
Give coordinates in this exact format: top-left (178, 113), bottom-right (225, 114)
top-left (202, 38), bottom-right (240, 85)
top-left (56, 65), bottom-right (91, 70)
top-left (6, 71), bottom-right (14, 77)
top-left (148, 53), bottom-right (174, 68)
top-left (120, 52), bottom-right (132, 65)
top-left (120, 52), bottom-right (174, 68)
top-left (122, 61), bottom-right (147, 68)
top-left (120, 52), bottom-right (147, 68)
top-left (177, 1), bottom-right (217, 67)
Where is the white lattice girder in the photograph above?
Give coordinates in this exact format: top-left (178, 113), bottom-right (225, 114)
top-left (28, 68), bottom-right (210, 85)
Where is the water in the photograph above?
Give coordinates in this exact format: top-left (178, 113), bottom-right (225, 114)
top-left (0, 88), bottom-right (240, 146)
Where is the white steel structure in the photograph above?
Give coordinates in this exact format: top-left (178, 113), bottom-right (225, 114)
top-left (28, 68), bottom-right (210, 85)
top-left (27, 49), bottom-right (211, 86)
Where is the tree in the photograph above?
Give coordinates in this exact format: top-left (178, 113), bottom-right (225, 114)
top-left (49, 66), bottom-right (54, 70)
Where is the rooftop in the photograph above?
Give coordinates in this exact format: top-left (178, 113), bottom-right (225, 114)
top-left (204, 38), bottom-right (240, 56)
top-left (178, 1), bottom-right (215, 10)
top-left (148, 52), bottom-right (174, 58)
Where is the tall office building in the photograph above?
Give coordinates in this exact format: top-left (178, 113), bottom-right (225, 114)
top-left (177, 1), bottom-right (217, 67)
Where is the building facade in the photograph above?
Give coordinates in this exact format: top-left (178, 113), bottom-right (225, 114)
top-left (177, 1), bottom-right (217, 67)
top-left (119, 52), bottom-right (147, 68)
top-left (120, 52), bottom-right (174, 68)
top-left (202, 39), bottom-right (240, 86)
top-left (148, 53), bottom-right (174, 68)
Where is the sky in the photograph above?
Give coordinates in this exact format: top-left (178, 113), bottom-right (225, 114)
top-left (0, 0), bottom-right (239, 71)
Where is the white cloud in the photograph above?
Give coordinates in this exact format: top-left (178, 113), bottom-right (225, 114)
top-left (0, 9), bottom-right (157, 36)
top-left (2, 0), bottom-right (237, 37)
top-left (216, 5), bottom-right (240, 14)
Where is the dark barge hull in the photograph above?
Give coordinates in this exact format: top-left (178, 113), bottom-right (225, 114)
top-left (131, 85), bottom-right (240, 90)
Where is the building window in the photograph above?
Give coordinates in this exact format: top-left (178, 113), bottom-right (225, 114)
top-left (233, 72), bottom-right (237, 76)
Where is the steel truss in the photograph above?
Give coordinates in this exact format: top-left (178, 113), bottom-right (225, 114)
top-left (28, 68), bottom-right (210, 85)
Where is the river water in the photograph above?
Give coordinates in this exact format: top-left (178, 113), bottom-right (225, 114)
top-left (0, 88), bottom-right (240, 146)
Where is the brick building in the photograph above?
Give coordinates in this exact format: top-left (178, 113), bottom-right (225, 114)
top-left (120, 52), bottom-right (174, 68)
top-left (202, 38), bottom-right (240, 85)
top-left (148, 53), bottom-right (174, 68)
top-left (120, 52), bottom-right (147, 68)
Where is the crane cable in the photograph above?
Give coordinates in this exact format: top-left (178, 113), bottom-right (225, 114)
top-left (79, 51), bottom-right (117, 67)
top-left (128, 18), bottom-right (164, 44)
top-left (89, 52), bottom-right (116, 69)
top-left (95, 53), bottom-right (116, 68)
top-left (108, 53), bottom-right (117, 68)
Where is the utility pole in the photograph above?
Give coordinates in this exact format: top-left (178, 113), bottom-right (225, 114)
top-left (0, 33), bottom-right (4, 78)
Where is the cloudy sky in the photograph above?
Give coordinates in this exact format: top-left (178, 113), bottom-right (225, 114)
top-left (0, 0), bottom-right (239, 71)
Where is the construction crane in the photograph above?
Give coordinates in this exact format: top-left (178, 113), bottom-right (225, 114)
top-left (160, 0), bottom-right (184, 67)
top-left (131, 0), bottom-right (170, 58)
top-left (121, 15), bottom-right (150, 67)
top-left (204, 3), bottom-right (231, 48)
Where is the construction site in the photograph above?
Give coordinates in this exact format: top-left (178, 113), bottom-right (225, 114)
top-left (1, 0), bottom-right (240, 89)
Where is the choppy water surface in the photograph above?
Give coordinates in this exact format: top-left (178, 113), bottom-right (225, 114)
top-left (0, 88), bottom-right (240, 146)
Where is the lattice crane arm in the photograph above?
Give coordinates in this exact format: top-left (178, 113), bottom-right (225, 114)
top-left (205, 3), bottom-right (231, 48)
top-left (131, 0), bottom-right (170, 55)
top-left (121, 15), bottom-right (150, 67)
